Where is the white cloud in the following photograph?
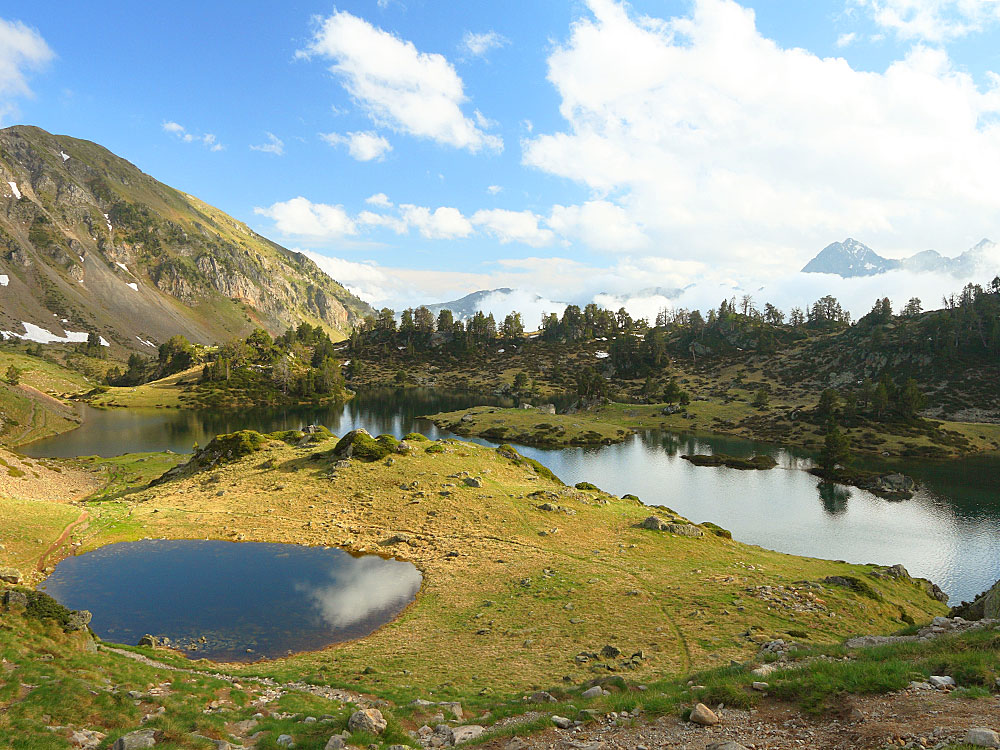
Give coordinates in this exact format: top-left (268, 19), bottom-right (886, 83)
top-left (853, 0), bottom-right (1000, 42)
top-left (547, 200), bottom-right (647, 250)
top-left (250, 132), bottom-right (284, 155)
top-left (522, 0), bottom-right (1000, 269)
top-left (471, 208), bottom-right (556, 246)
top-left (321, 130), bottom-right (393, 161)
top-left (302, 10), bottom-right (502, 153)
top-left (0, 18), bottom-right (52, 121)
top-left (254, 197), bottom-right (357, 239)
top-left (836, 31), bottom-right (858, 46)
top-left (162, 121), bottom-right (223, 151)
top-left (399, 204), bottom-right (473, 239)
top-left (366, 192), bottom-right (393, 208)
top-left (487, 185), bottom-right (503, 195)
top-left (461, 30), bottom-right (509, 58)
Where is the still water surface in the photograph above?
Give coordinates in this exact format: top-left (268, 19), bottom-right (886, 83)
top-left (39, 540), bottom-right (421, 661)
top-left (26, 389), bottom-right (1000, 603)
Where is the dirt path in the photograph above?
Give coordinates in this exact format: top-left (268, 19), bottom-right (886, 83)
top-left (36, 508), bottom-right (89, 572)
top-left (100, 645), bottom-right (367, 705)
top-left (485, 690), bottom-right (1000, 750)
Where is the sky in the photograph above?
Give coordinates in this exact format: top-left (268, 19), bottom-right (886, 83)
top-left (3, 0), bottom-right (1000, 321)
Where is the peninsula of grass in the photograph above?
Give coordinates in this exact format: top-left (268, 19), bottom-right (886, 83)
top-left (681, 453), bottom-right (778, 470)
top-left (6, 429), bottom-right (945, 700)
top-left (424, 406), bottom-right (634, 446)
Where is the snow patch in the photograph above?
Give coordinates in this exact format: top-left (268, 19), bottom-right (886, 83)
top-left (136, 336), bottom-right (155, 347)
top-left (104, 213), bottom-right (113, 233)
top-left (595, 351), bottom-right (610, 359)
top-left (60, 151), bottom-right (70, 162)
top-left (0, 274), bottom-right (8, 287)
top-left (7, 182), bottom-right (21, 200)
top-left (1, 322), bottom-right (109, 346)
top-left (126, 282), bottom-right (138, 291)
top-left (116, 262), bottom-right (130, 273)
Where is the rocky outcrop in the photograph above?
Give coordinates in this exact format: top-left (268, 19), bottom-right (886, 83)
top-left (950, 579), bottom-right (1000, 621)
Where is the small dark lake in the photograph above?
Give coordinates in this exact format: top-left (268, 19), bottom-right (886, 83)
top-left (39, 540), bottom-right (422, 662)
top-left (25, 389), bottom-right (1000, 603)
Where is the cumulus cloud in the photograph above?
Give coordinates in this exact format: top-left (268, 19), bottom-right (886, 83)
top-left (470, 208), bottom-right (555, 246)
top-left (254, 197), bottom-right (357, 239)
top-left (523, 0), bottom-right (1000, 269)
top-left (461, 30), bottom-right (509, 58)
top-left (399, 204), bottom-right (473, 239)
top-left (547, 201), bottom-right (648, 251)
top-left (321, 130), bottom-right (393, 161)
top-left (301, 10), bottom-right (502, 152)
top-left (162, 121), bottom-right (223, 151)
top-left (853, 0), bottom-right (1000, 42)
top-left (366, 192), bottom-right (393, 208)
top-left (836, 31), bottom-right (858, 46)
top-left (250, 132), bottom-right (284, 155)
top-left (0, 18), bottom-right (52, 120)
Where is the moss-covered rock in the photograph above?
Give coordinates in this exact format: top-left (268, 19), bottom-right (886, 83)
top-left (403, 432), bottom-right (430, 442)
top-left (334, 429), bottom-right (396, 462)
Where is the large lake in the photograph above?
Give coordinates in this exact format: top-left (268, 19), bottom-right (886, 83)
top-left (39, 539), bottom-right (422, 662)
top-left (26, 389), bottom-right (1000, 604)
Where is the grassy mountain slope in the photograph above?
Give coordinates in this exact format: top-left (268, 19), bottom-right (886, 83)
top-left (0, 125), bottom-right (371, 352)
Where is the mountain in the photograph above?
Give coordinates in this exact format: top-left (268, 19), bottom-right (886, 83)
top-left (423, 288), bottom-right (566, 321)
top-left (802, 237), bottom-right (997, 278)
top-left (0, 125), bottom-right (372, 351)
top-left (801, 238), bottom-right (899, 277)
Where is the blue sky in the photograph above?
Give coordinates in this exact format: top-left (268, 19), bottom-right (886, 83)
top-left (4, 0), bottom-right (1000, 318)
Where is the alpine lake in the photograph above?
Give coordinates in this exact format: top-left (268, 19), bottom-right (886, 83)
top-left (25, 388), bottom-right (1000, 659)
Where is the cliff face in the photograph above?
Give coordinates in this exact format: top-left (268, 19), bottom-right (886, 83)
top-left (0, 125), bottom-right (372, 350)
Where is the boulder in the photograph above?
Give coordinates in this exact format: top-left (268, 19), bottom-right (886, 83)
top-left (928, 675), bottom-right (955, 689)
top-left (275, 735), bottom-right (294, 748)
top-left (966, 728), bottom-right (1000, 748)
top-left (951, 579), bottom-right (1000, 621)
top-left (528, 691), bottom-right (556, 703)
top-left (66, 610), bottom-right (92, 631)
top-left (551, 716), bottom-right (573, 729)
top-left (3, 589), bottom-right (27, 607)
top-left (689, 703), bottom-right (719, 726)
top-left (348, 708), bottom-right (387, 735)
top-left (463, 477), bottom-right (483, 488)
top-left (666, 523), bottom-right (704, 538)
top-left (581, 686), bottom-right (603, 699)
top-left (0, 567), bottom-right (22, 584)
top-left (448, 726), bottom-right (485, 745)
top-left (112, 730), bottom-right (157, 750)
top-left (137, 635), bottom-right (159, 648)
top-left (641, 516), bottom-right (670, 531)
top-left (324, 737), bottom-right (345, 750)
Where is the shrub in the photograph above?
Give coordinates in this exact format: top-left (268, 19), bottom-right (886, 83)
top-left (575, 481), bottom-right (599, 491)
top-left (403, 432), bottom-right (430, 442)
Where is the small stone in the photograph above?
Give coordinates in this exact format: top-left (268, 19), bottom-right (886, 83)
top-left (275, 735), bottom-right (294, 748)
top-left (965, 728), bottom-right (1000, 748)
top-left (928, 675), bottom-right (956, 689)
top-left (528, 691), bottom-right (556, 703)
top-left (581, 686), bottom-right (603, 699)
top-left (751, 681), bottom-right (769, 691)
top-left (706, 743), bottom-right (750, 750)
top-left (324, 737), bottom-right (345, 750)
top-left (689, 703), bottom-right (719, 726)
top-left (448, 726), bottom-right (485, 745)
top-left (113, 729), bottom-right (157, 750)
top-left (463, 477), bottom-right (483, 488)
top-left (600, 645), bottom-right (622, 659)
top-left (348, 709), bottom-right (387, 736)
top-left (551, 716), bottom-right (573, 729)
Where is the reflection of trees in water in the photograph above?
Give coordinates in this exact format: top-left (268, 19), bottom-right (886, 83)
top-left (818, 481), bottom-right (851, 515)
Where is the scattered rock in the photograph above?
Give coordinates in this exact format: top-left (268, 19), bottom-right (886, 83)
top-left (640, 516), bottom-right (669, 531)
top-left (689, 703), bottom-right (719, 726)
top-left (751, 681), bottom-right (769, 691)
top-left (0, 567), bottom-right (23, 584)
top-left (600, 645), bottom-right (621, 659)
top-left (581, 686), bottom-right (604, 699)
top-left (706, 743), bottom-right (750, 750)
top-left (463, 477), bottom-right (483, 488)
top-left (137, 635), bottom-right (158, 648)
top-left (66, 610), bottom-right (92, 632)
top-left (448, 726), bottom-right (485, 745)
top-left (528, 691), bottom-right (556, 703)
top-left (276, 735), bottom-right (294, 748)
top-left (551, 716), bottom-right (573, 729)
top-left (928, 675), bottom-right (956, 689)
top-left (112, 729), bottom-right (157, 750)
top-left (666, 523), bottom-right (704, 538)
top-left (348, 709), bottom-right (387, 735)
top-left (3, 589), bottom-right (28, 607)
top-left (324, 737), bottom-right (345, 750)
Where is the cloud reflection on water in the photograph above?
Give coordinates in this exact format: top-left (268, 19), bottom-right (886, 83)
top-left (296, 556), bottom-right (421, 630)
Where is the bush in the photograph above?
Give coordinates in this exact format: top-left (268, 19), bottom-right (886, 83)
top-left (403, 432), bottom-right (430, 442)
top-left (575, 481), bottom-right (599, 491)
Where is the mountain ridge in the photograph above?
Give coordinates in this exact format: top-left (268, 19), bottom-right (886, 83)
top-left (802, 236), bottom-right (997, 278)
top-left (0, 125), bottom-right (372, 351)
